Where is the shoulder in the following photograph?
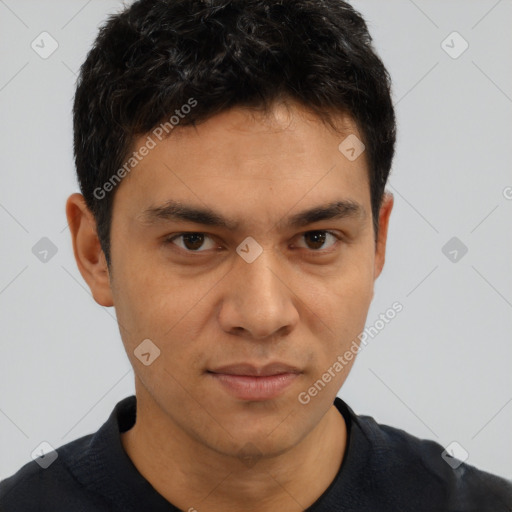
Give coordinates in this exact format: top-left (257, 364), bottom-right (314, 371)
top-left (354, 410), bottom-right (512, 510)
top-left (0, 434), bottom-right (107, 511)
top-left (1, 396), bottom-right (136, 512)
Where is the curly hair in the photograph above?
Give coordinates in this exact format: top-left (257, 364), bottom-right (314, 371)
top-left (73, 0), bottom-right (396, 268)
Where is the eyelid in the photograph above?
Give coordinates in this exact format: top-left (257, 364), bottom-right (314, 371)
top-left (292, 230), bottom-right (342, 251)
top-left (165, 232), bottom-right (219, 253)
top-left (164, 230), bottom-right (343, 254)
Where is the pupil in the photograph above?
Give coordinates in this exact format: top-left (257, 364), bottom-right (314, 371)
top-left (183, 233), bottom-right (204, 250)
top-left (306, 231), bottom-right (326, 249)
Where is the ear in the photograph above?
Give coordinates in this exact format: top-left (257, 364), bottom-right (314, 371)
top-left (65, 193), bottom-right (113, 307)
top-left (374, 191), bottom-right (394, 280)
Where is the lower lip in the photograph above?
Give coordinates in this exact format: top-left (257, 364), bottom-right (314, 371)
top-left (208, 372), bottom-right (299, 401)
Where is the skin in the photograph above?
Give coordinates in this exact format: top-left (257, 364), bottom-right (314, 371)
top-left (66, 99), bottom-right (393, 512)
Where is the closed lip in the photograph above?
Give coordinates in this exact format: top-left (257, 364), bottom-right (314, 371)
top-left (207, 362), bottom-right (302, 377)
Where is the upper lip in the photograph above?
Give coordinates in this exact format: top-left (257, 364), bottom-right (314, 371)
top-left (208, 362), bottom-right (302, 377)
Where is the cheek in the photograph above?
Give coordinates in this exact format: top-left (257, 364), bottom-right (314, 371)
top-left (309, 254), bottom-right (375, 362)
top-left (322, 248), bottom-right (375, 315)
top-left (111, 257), bottom-right (218, 353)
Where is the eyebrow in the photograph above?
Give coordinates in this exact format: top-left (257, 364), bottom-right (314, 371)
top-left (138, 199), bottom-right (365, 231)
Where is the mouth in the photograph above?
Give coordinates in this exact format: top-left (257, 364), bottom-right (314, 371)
top-left (206, 362), bottom-right (302, 401)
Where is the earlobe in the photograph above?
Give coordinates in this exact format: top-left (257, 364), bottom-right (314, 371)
top-left (374, 191), bottom-right (394, 280)
top-left (65, 193), bottom-right (114, 307)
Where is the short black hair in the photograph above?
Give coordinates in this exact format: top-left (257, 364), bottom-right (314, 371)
top-left (73, 0), bottom-right (396, 269)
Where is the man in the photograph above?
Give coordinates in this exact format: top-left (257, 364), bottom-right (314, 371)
top-left (1, 0), bottom-right (511, 510)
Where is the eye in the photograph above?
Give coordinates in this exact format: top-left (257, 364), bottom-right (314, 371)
top-left (165, 232), bottom-right (218, 252)
top-left (294, 230), bottom-right (341, 251)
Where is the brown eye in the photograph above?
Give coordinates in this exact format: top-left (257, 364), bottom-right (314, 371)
top-left (304, 231), bottom-right (326, 250)
top-left (181, 233), bottom-right (205, 250)
top-left (297, 231), bottom-right (339, 251)
top-left (166, 233), bottom-right (217, 252)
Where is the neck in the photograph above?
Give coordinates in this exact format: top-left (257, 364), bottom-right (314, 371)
top-left (121, 386), bottom-right (347, 512)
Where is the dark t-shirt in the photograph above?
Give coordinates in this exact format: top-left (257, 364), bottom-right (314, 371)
top-left (1, 395), bottom-right (511, 511)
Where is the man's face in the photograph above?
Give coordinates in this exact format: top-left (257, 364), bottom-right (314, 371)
top-left (106, 101), bottom-right (389, 457)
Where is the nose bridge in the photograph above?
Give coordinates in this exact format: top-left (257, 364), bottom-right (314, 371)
top-left (242, 248), bottom-right (281, 302)
top-left (220, 243), bottom-right (298, 339)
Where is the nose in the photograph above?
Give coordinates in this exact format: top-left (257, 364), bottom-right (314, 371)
top-left (217, 250), bottom-right (299, 341)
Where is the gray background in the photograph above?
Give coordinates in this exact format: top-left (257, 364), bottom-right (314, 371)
top-left (1, 0), bottom-right (511, 481)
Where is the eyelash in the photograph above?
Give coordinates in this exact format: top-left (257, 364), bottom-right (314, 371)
top-left (163, 230), bottom-right (343, 254)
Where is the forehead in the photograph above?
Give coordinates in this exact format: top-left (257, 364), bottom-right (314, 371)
top-left (112, 102), bottom-right (370, 227)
